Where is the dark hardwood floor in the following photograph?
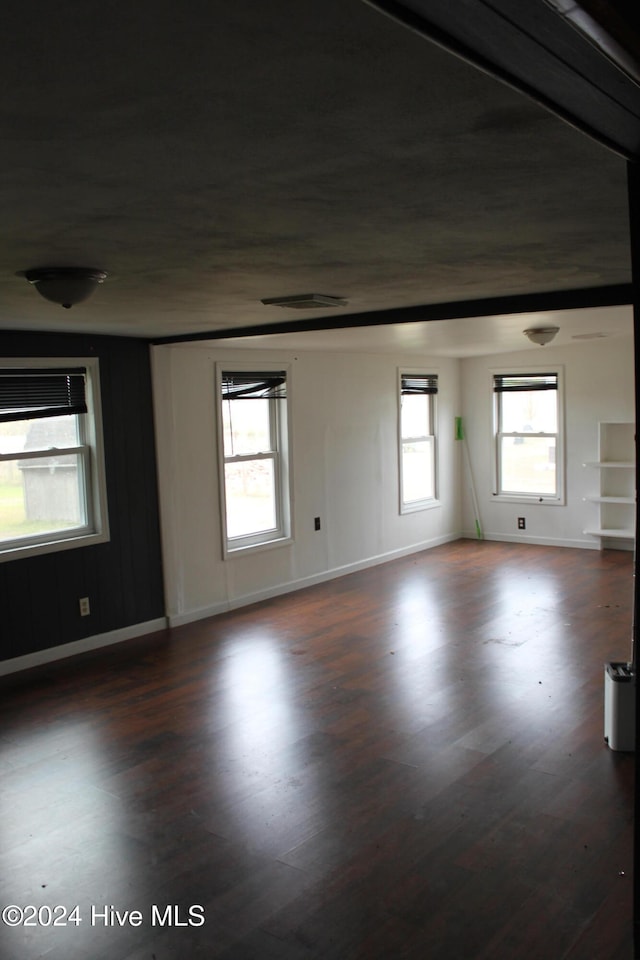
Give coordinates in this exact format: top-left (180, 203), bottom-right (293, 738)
top-left (0, 540), bottom-right (634, 959)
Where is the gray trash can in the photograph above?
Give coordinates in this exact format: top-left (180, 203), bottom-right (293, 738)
top-left (604, 662), bottom-right (635, 752)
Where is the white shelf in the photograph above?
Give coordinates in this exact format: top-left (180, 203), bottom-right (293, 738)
top-left (584, 496), bottom-right (635, 504)
top-left (584, 423), bottom-right (635, 549)
top-left (584, 527), bottom-right (635, 539)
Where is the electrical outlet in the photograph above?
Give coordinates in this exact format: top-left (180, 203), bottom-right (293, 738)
top-left (517, 517), bottom-right (526, 530)
top-left (314, 516), bottom-right (321, 531)
top-left (79, 596), bottom-right (91, 617)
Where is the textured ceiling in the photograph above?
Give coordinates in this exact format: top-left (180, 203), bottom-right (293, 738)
top-left (0, 0), bottom-right (632, 345)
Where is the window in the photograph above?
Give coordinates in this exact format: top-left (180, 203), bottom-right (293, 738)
top-left (399, 372), bottom-right (438, 512)
top-left (493, 370), bottom-right (563, 501)
top-left (0, 359), bottom-right (109, 560)
top-left (218, 367), bottom-right (291, 554)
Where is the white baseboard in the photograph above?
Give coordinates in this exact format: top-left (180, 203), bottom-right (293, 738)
top-left (0, 617), bottom-right (168, 677)
top-left (3, 529), bottom-right (617, 675)
top-left (461, 529), bottom-right (601, 550)
top-left (168, 532), bottom-right (460, 627)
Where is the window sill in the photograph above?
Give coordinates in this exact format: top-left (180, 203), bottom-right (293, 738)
top-left (224, 534), bottom-right (293, 560)
top-left (401, 498), bottom-right (441, 515)
top-left (0, 528), bottom-right (110, 563)
top-left (492, 494), bottom-right (565, 506)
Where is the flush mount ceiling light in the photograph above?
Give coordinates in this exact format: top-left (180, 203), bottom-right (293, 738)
top-left (523, 326), bottom-right (559, 346)
top-left (261, 294), bottom-right (348, 309)
top-left (21, 267), bottom-right (108, 308)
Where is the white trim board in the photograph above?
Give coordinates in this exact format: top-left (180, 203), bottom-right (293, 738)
top-left (167, 532), bottom-right (460, 627)
top-left (0, 617), bottom-right (168, 677)
top-left (464, 530), bottom-right (604, 550)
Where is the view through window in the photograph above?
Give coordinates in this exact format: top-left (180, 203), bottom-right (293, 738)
top-left (0, 362), bottom-right (108, 558)
top-left (219, 369), bottom-right (290, 552)
top-left (494, 372), bottom-right (561, 498)
top-left (0, 414), bottom-right (87, 545)
top-left (399, 373), bottom-right (438, 511)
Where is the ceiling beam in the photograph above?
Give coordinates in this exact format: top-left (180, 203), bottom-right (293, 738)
top-left (545, 1), bottom-right (640, 85)
top-left (362, 0), bottom-right (640, 160)
top-left (152, 284), bottom-right (633, 345)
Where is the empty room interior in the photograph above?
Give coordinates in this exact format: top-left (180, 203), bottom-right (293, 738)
top-left (1, 2), bottom-right (639, 959)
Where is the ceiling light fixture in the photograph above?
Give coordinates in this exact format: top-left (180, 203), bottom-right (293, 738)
top-left (523, 326), bottom-right (559, 346)
top-left (21, 267), bottom-right (108, 308)
top-left (261, 294), bottom-right (348, 309)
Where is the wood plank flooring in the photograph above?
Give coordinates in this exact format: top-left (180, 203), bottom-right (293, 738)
top-left (0, 540), bottom-right (635, 959)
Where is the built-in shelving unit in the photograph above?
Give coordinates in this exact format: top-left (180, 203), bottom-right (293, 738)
top-left (584, 422), bottom-right (635, 548)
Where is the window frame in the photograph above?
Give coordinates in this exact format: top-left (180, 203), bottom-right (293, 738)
top-left (492, 366), bottom-right (565, 505)
top-left (398, 369), bottom-right (439, 514)
top-left (0, 357), bottom-right (110, 562)
top-left (216, 363), bottom-right (292, 558)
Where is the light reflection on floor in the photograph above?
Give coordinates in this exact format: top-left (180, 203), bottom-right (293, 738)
top-left (0, 721), bottom-right (151, 959)
top-left (378, 559), bottom-right (629, 749)
top-left (205, 633), bottom-right (328, 854)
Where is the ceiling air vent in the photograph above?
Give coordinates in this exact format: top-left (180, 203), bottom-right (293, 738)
top-left (261, 294), bottom-right (348, 309)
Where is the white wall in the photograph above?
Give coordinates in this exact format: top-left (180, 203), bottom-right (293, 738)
top-left (152, 345), bottom-right (462, 625)
top-left (459, 334), bottom-right (635, 548)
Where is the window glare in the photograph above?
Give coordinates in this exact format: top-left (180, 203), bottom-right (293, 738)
top-left (500, 436), bottom-right (557, 495)
top-left (501, 390), bottom-right (557, 433)
top-left (402, 439), bottom-right (435, 502)
top-left (222, 398), bottom-right (271, 457)
top-left (224, 460), bottom-right (277, 538)
top-left (0, 415), bottom-right (78, 454)
top-left (401, 394), bottom-right (430, 438)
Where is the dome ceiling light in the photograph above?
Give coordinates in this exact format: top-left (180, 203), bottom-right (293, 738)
top-left (523, 326), bottom-right (559, 346)
top-left (21, 267), bottom-right (108, 309)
